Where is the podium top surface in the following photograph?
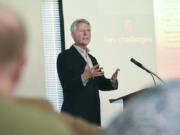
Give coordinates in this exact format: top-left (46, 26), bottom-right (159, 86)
top-left (109, 88), bottom-right (149, 103)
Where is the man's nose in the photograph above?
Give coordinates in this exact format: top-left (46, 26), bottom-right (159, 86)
top-left (84, 30), bottom-right (89, 35)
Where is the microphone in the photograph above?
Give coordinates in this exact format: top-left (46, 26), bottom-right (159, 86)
top-left (130, 58), bottom-right (165, 85)
top-left (130, 58), bottom-right (150, 73)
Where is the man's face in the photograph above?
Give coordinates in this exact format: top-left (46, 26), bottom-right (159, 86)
top-left (72, 22), bottom-right (91, 47)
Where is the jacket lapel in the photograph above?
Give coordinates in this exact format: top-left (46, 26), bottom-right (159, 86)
top-left (88, 54), bottom-right (97, 66)
top-left (69, 45), bottom-right (97, 67)
top-left (69, 45), bottom-right (87, 66)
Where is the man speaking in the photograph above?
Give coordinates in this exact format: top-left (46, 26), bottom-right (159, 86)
top-left (57, 19), bottom-right (120, 126)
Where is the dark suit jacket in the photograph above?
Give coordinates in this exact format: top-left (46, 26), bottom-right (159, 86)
top-left (57, 45), bottom-right (117, 125)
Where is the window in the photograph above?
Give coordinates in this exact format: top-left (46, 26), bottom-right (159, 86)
top-left (42, 0), bottom-right (64, 112)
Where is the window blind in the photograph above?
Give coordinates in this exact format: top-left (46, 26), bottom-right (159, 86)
top-left (42, 0), bottom-right (63, 112)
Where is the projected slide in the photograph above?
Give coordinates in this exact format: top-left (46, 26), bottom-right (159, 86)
top-left (63, 0), bottom-right (180, 126)
top-left (154, 0), bottom-right (180, 78)
top-left (64, 0), bottom-right (180, 81)
top-left (98, 0), bottom-right (154, 47)
top-left (63, 0), bottom-right (156, 92)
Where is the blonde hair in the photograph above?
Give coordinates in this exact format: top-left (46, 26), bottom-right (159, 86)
top-left (70, 18), bottom-right (91, 33)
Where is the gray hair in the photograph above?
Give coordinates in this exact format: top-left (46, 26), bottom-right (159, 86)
top-left (70, 18), bottom-right (91, 33)
top-left (102, 79), bottom-right (180, 135)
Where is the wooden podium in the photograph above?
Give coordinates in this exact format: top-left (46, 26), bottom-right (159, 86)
top-left (109, 88), bottom-right (149, 108)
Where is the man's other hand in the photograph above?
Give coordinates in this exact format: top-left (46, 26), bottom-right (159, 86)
top-left (110, 68), bottom-right (120, 84)
top-left (82, 64), bottom-right (104, 81)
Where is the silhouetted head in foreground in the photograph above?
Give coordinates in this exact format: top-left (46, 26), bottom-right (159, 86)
top-left (0, 5), bottom-right (26, 98)
top-left (102, 79), bottom-right (180, 135)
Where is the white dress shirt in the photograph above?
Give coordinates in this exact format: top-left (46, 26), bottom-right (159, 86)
top-left (73, 44), bottom-right (93, 86)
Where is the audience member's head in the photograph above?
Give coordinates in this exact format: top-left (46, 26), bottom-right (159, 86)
top-left (0, 5), bottom-right (26, 98)
top-left (102, 79), bottom-right (180, 135)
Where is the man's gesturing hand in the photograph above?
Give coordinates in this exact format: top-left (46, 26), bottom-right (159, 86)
top-left (110, 68), bottom-right (120, 84)
top-left (82, 64), bottom-right (104, 81)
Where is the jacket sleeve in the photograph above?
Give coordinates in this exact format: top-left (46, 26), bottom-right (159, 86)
top-left (57, 53), bottom-right (84, 92)
top-left (98, 76), bottom-right (116, 91)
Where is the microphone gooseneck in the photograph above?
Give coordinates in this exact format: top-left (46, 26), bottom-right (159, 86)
top-left (130, 58), bottom-right (165, 85)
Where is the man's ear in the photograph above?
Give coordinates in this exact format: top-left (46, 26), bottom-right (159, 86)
top-left (71, 32), bottom-right (76, 41)
top-left (13, 55), bottom-right (26, 85)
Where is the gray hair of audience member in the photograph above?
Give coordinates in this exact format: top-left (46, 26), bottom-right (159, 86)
top-left (70, 18), bottom-right (91, 33)
top-left (102, 79), bottom-right (180, 135)
top-left (0, 5), bottom-right (26, 65)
